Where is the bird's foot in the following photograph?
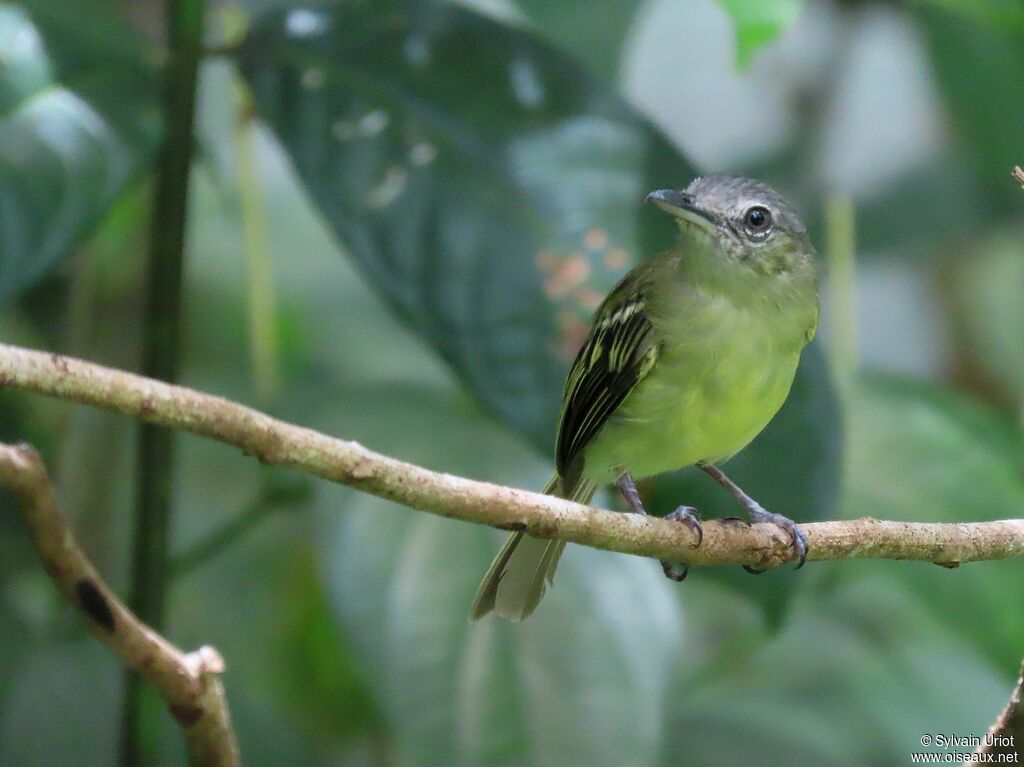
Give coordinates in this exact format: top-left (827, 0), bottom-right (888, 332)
top-left (659, 505), bottom-right (701, 582)
top-left (697, 463), bottom-right (807, 574)
top-left (746, 504), bottom-right (807, 570)
top-left (665, 504), bottom-right (702, 546)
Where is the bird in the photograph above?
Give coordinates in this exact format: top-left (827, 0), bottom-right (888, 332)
top-left (470, 174), bottom-right (821, 621)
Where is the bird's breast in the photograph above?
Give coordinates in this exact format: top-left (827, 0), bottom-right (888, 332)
top-left (582, 296), bottom-right (808, 482)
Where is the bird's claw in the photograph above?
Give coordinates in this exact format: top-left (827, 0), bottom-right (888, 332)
top-left (747, 506), bottom-right (807, 570)
top-left (665, 504), bottom-right (702, 546)
top-left (658, 505), bottom-right (699, 581)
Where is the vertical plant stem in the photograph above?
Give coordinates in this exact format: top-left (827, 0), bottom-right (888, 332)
top-left (824, 193), bottom-right (857, 388)
top-left (234, 83), bottom-right (280, 403)
top-left (122, 1), bottom-right (207, 764)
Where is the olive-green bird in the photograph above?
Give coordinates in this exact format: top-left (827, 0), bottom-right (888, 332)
top-left (470, 174), bottom-right (820, 621)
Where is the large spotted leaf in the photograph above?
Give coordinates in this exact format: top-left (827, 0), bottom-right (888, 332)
top-left (237, 2), bottom-right (699, 450)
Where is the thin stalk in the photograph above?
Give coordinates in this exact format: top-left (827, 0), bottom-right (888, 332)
top-left (824, 193), bottom-right (857, 388)
top-left (121, 1), bottom-right (207, 765)
top-left (234, 84), bottom-right (280, 403)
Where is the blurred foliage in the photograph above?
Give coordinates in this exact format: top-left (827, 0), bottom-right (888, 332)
top-left (0, 0), bottom-right (1022, 766)
top-left (843, 376), bottom-right (1024, 670)
top-left (716, 0), bottom-right (804, 67)
top-left (514, 0), bottom-right (644, 81)
top-left (911, 0), bottom-right (1024, 31)
top-left (918, 6), bottom-right (1024, 217)
top-left (949, 233), bottom-right (1024, 402)
top-left (0, 1), bottom-right (158, 303)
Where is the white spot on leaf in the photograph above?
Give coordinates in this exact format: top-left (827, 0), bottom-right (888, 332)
top-left (508, 58), bottom-right (545, 109)
top-left (301, 67), bottom-right (324, 89)
top-left (367, 167), bottom-right (408, 208)
top-left (404, 35), bottom-right (430, 68)
top-left (285, 9), bottom-right (327, 38)
top-left (358, 109), bottom-right (390, 136)
top-left (409, 142), bottom-right (437, 166)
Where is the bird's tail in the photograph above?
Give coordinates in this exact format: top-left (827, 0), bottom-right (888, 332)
top-left (469, 472), bottom-right (597, 621)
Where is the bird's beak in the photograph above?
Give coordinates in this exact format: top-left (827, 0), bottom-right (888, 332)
top-left (645, 189), bottom-right (719, 233)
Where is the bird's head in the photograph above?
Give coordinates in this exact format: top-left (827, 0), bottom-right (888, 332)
top-left (646, 174), bottom-right (817, 288)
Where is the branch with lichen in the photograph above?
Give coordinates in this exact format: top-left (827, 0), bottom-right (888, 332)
top-left (0, 441), bottom-right (238, 767)
top-left (2, 341), bottom-right (1024, 571)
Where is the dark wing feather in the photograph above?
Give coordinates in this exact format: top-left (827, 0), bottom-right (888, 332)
top-left (555, 282), bottom-right (659, 487)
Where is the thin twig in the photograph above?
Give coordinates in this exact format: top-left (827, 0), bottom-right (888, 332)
top-left (0, 442), bottom-right (239, 767)
top-left (977, 662), bottom-right (1024, 757)
top-left (1, 343), bottom-right (1023, 570)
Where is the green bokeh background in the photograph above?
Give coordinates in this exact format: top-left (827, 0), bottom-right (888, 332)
top-left (0, 0), bottom-right (1022, 765)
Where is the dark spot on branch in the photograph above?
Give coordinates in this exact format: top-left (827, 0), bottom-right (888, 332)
top-left (937, 560), bottom-right (961, 569)
top-left (531, 520), bottom-right (559, 538)
top-left (50, 353), bottom-right (69, 374)
top-left (44, 559), bottom-right (69, 579)
top-left (719, 516), bottom-right (749, 527)
top-left (76, 580), bottom-right (115, 632)
top-left (170, 703), bottom-right (203, 727)
top-left (349, 459), bottom-right (376, 480)
top-left (494, 522), bottom-right (526, 532)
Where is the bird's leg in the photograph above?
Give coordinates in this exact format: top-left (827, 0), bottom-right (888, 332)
top-left (615, 471), bottom-right (701, 582)
top-left (697, 462), bottom-right (807, 571)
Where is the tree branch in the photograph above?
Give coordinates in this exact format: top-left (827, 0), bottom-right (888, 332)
top-left (978, 661), bottom-right (1024, 758)
top-left (0, 442), bottom-right (239, 767)
top-left (1, 342), bottom-right (1023, 570)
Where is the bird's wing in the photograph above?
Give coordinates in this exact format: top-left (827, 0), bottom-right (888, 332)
top-left (555, 275), bottom-right (660, 488)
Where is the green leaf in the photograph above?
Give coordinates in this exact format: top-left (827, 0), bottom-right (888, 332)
top-left (917, 6), bottom-right (1024, 216)
top-left (911, 0), bottom-right (1024, 31)
top-left (237, 2), bottom-right (699, 451)
top-left (17, 0), bottom-right (159, 143)
top-left (716, 0), bottom-right (803, 68)
top-left (841, 375), bottom-right (1024, 669)
top-left (514, 0), bottom-right (646, 81)
top-left (0, 2), bottom-right (158, 303)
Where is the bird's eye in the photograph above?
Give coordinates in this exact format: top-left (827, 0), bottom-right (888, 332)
top-left (743, 205), bottom-right (772, 238)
